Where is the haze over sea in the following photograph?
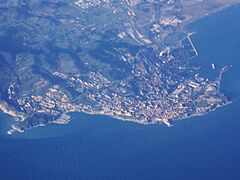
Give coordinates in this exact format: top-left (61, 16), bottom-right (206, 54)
top-left (1, 5), bottom-right (240, 180)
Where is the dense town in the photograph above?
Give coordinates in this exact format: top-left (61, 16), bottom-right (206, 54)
top-left (0, 0), bottom-right (236, 133)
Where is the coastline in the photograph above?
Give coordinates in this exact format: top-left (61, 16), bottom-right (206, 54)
top-left (1, 2), bottom-right (240, 135)
top-left (1, 3), bottom-right (240, 180)
top-left (183, 2), bottom-right (240, 32)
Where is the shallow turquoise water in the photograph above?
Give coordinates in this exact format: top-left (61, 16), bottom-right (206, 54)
top-left (1, 5), bottom-right (240, 180)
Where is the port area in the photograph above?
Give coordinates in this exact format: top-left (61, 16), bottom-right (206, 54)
top-left (0, 0), bottom-right (237, 133)
top-left (1, 37), bottom-right (230, 133)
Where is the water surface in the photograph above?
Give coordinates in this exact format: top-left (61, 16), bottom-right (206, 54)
top-left (1, 5), bottom-right (240, 180)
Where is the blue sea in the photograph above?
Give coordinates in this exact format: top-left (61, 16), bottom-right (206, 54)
top-left (1, 5), bottom-right (240, 180)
